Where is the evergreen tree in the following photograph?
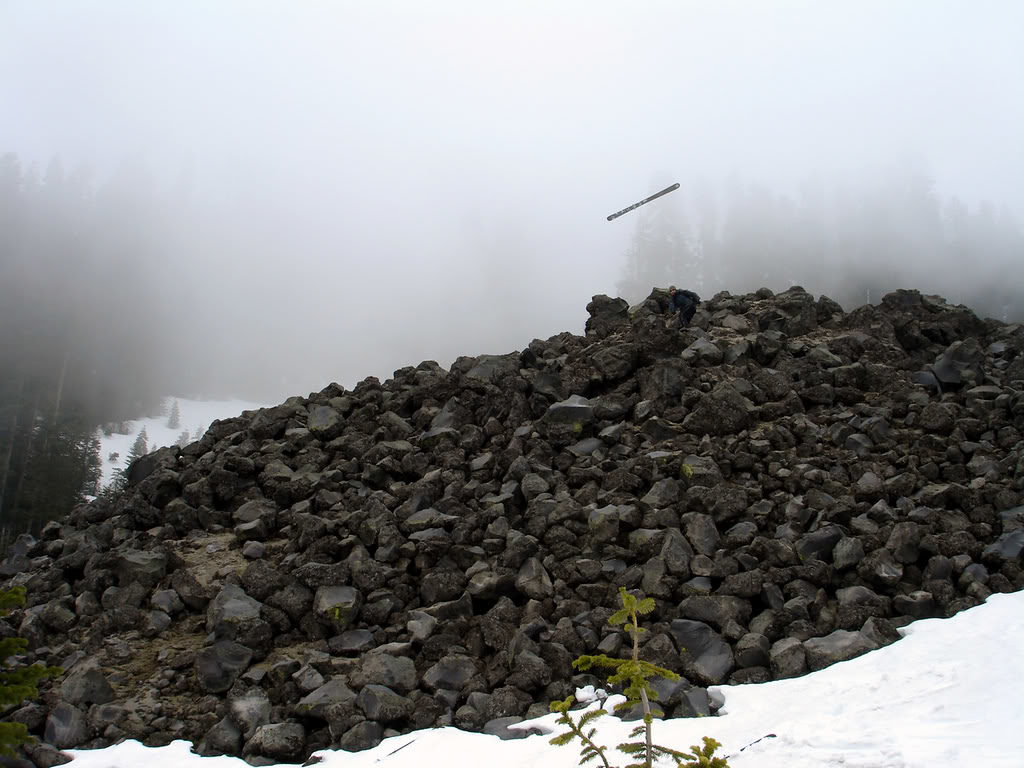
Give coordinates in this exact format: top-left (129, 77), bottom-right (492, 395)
top-left (550, 588), bottom-right (728, 768)
top-left (15, 413), bottom-right (101, 529)
top-left (124, 427), bottom-right (148, 468)
top-left (0, 586), bottom-right (62, 756)
top-left (615, 187), bottom-right (699, 304)
top-left (167, 400), bottom-right (180, 429)
top-left (0, 379), bottom-right (100, 535)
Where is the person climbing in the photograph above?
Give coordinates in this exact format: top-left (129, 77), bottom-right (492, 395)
top-left (666, 285), bottom-right (701, 328)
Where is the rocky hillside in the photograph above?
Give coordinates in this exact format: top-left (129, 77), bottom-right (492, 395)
top-left (2, 286), bottom-right (1023, 767)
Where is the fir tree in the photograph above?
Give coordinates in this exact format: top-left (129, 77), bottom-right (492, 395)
top-left (121, 428), bottom-right (149, 482)
top-left (127, 427), bottom-right (147, 462)
top-left (0, 587), bottom-right (61, 756)
top-left (167, 400), bottom-right (180, 430)
top-left (550, 587), bottom-right (729, 768)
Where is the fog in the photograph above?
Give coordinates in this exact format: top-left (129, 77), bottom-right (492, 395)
top-left (1, 1), bottom-right (1022, 404)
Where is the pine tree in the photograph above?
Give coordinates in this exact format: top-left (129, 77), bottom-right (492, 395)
top-left (0, 587), bottom-right (61, 756)
top-left (125, 428), bottom-right (148, 467)
top-left (16, 415), bottom-right (101, 527)
top-left (615, 187), bottom-right (702, 305)
top-left (167, 400), bottom-right (180, 430)
top-left (550, 588), bottom-right (729, 768)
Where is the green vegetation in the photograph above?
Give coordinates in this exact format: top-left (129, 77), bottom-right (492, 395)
top-left (550, 587), bottom-right (729, 768)
top-left (0, 586), bottom-right (62, 756)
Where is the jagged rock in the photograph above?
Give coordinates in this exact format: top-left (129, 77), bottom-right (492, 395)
top-left (515, 557), bottom-right (553, 600)
top-left (422, 655), bottom-right (478, 692)
top-left (803, 630), bottom-right (879, 671)
top-left (244, 722), bottom-right (306, 762)
top-left (338, 720), bottom-right (384, 751)
top-left (194, 720), bottom-right (240, 757)
top-left (681, 338), bottom-right (723, 365)
top-left (857, 548), bottom-right (904, 588)
top-left (669, 619), bottom-right (734, 685)
top-left (675, 685), bottom-right (712, 718)
top-left (681, 513), bottom-right (720, 556)
top-left (919, 403), bottom-right (955, 433)
top-left (312, 585), bottom-right (362, 630)
top-left (505, 650), bottom-right (552, 691)
top-left (682, 381), bottom-right (754, 436)
top-left (228, 688), bottom-right (271, 739)
top-left (642, 478), bottom-right (680, 508)
top-left (983, 530), bottom-right (1024, 563)
top-left (43, 703), bottom-right (89, 749)
top-left (357, 684), bottom-right (414, 722)
top-left (195, 641), bottom-right (253, 693)
top-left (833, 537), bottom-right (866, 570)
top-left (352, 652), bottom-right (417, 694)
top-left (796, 525), bottom-right (844, 562)
top-left (294, 678), bottom-right (357, 720)
top-left (860, 616), bottom-right (903, 647)
top-left (887, 522), bottom-right (923, 564)
top-left (307, 405), bottom-right (343, 440)
top-left (679, 595), bottom-right (751, 631)
top-left (59, 661), bottom-right (114, 706)
top-left (734, 632), bottom-right (771, 669)
top-left (769, 636), bottom-right (807, 679)
top-left (835, 585), bottom-right (890, 630)
top-left (207, 584), bottom-right (262, 639)
top-left (539, 395), bottom-right (595, 443)
top-left (893, 590), bottom-right (939, 619)
top-left (585, 295), bottom-right (630, 339)
top-left (483, 716), bottom-right (543, 740)
top-left (115, 550), bottom-right (167, 588)
top-left (151, 589), bottom-right (185, 615)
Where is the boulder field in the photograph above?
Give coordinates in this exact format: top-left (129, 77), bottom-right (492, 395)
top-left (2, 285), bottom-right (1022, 766)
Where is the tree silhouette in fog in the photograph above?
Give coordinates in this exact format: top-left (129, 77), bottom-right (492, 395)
top-left (617, 161), bottom-right (1023, 320)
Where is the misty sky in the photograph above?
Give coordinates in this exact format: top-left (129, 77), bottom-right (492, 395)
top-left (2, 1), bottom-right (1022, 401)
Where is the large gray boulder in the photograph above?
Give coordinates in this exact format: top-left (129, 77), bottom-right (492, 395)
top-left (682, 381), bottom-right (755, 436)
top-left (357, 684), bottom-right (415, 723)
top-left (43, 703), bottom-right (89, 749)
top-left (244, 722), bottom-right (307, 763)
top-left (669, 619), bottom-right (734, 685)
top-left (195, 641), bottom-right (254, 693)
top-left (803, 630), bottom-right (879, 671)
top-left (313, 585), bottom-right (362, 630)
top-left (59, 662), bottom-right (114, 706)
top-left (422, 655), bottom-right (478, 692)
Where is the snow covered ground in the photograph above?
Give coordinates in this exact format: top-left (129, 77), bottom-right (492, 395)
top-left (95, 397), bottom-right (266, 490)
top-left (64, 589), bottom-right (1024, 768)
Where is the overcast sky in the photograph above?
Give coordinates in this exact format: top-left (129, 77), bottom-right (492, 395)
top-left (2, 1), bottom-right (1022, 399)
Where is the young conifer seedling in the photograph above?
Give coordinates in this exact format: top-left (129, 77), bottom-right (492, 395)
top-left (0, 587), bottom-right (62, 756)
top-left (550, 587), bottom-right (729, 768)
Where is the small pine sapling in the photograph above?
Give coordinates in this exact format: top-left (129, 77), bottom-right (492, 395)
top-left (0, 587), bottom-right (62, 756)
top-left (550, 587), bottom-right (729, 768)
top-left (549, 697), bottom-right (613, 768)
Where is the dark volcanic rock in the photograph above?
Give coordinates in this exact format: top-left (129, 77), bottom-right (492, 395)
top-left (5, 285), bottom-right (1024, 764)
top-left (195, 641), bottom-right (254, 693)
top-left (669, 619), bottom-right (735, 685)
top-left (803, 630), bottom-right (879, 671)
